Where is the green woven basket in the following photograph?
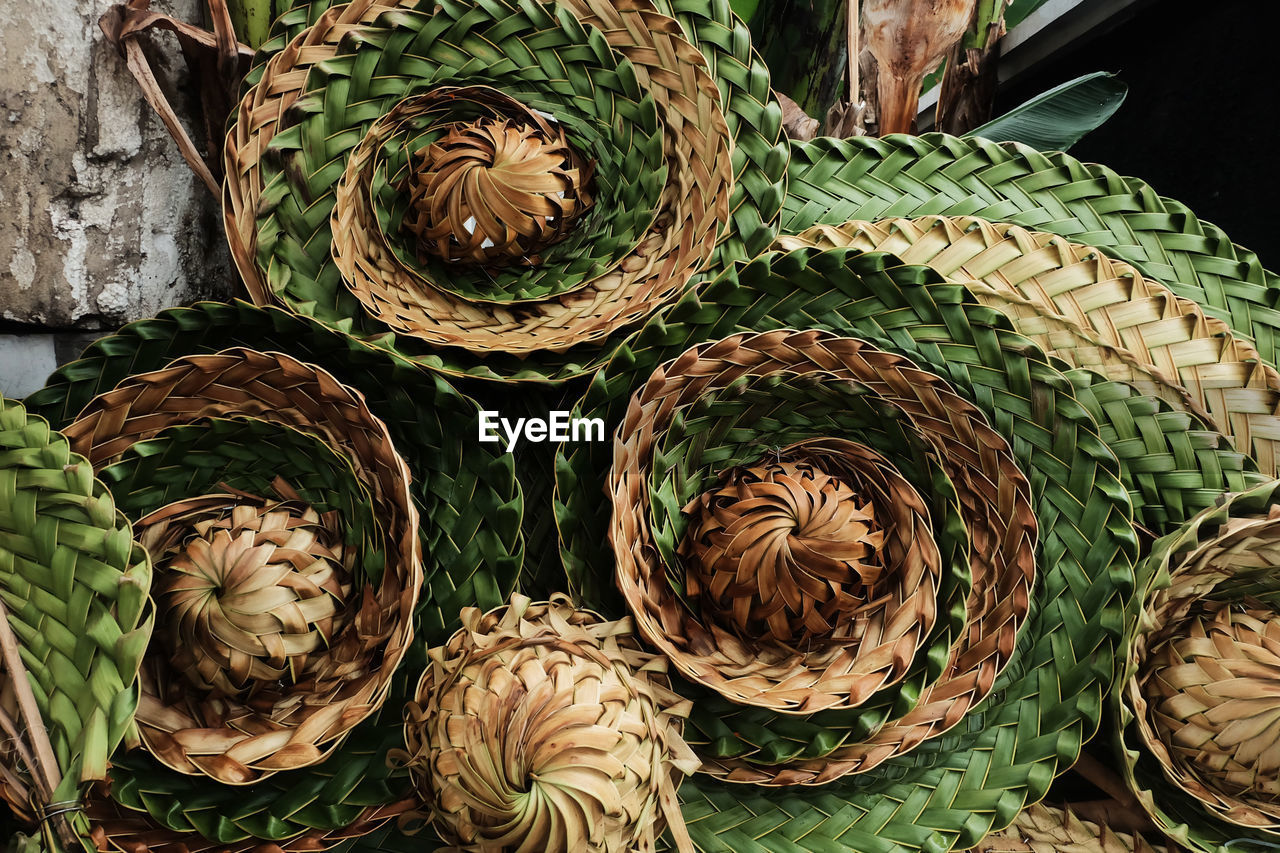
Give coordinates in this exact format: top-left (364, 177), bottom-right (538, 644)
top-left (779, 134), bottom-right (1280, 366)
top-left (0, 396), bottom-right (152, 850)
top-left (556, 247), bottom-right (1142, 850)
top-left (224, 0), bottom-right (786, 383)
top-left (558, 244), bottom-right (1259, 794)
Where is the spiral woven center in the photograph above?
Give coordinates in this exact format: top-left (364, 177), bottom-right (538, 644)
top-left (140, 497), bottom-right (352, 698)
top-left (403, 115), bottom-right (592, 268)
top-left (407, 596), bottom-right (697, 853)
top-left (680, 454), bottom-right (887, 643)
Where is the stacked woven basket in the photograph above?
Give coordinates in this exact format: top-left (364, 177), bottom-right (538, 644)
top-left (4, 0), bottom-right (1280, 851)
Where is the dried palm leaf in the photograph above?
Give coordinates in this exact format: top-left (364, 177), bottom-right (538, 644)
top-left (0, 395), bottom-right (152, 849)
top-left (389, 87), bottom-right (593, 269)
top-left (777, 215), bottom-right (1280, 477)
top-left (863, 0), bottom-right (977, 134)
top-left (400, 594), bottom-right (698, 853)
top-left (60, 349), bottom-right (421, 785)
top-left (136, 492), bottom-right (353, 699)
top-left (966, 802), bottom-right (1178, 853)
top-left (1144, 604), bottom-right (1280, 821)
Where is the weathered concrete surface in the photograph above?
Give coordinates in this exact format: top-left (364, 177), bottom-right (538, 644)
top-left (0, 330), bottom-right (103, 397)
top-left (0, 0), bottom-right (232, 330)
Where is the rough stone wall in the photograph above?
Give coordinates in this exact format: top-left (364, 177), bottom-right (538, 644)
top-left (0, 0), bottom-right (232, 336)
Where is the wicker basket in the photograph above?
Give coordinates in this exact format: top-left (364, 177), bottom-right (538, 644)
top-left (223, 0), bottom-right (784, 380)
top-left (60, 349), bottom-right (420, 785)
top-left (401, 594), bottom-right (698, 852)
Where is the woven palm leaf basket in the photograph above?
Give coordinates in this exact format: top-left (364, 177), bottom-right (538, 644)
top-left (1119, 479), bottom-right (1280, 853)
top-left (37, 345), bottom-right (422, 795)
top-left (223, 0), bottom-right (787, 382)
top-left (555, 245), bottom-right (1158, 848)
top-left (15, 302), bottom-right (529, 851)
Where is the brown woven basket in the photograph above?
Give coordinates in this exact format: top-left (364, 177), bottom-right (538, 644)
top-left (401, 593), bottom-right (698, 853)
top-left (610, 330), bottom-right (1037, 778)
top-left (776, 216), bottom-right (1280, 477)
top-left (61, 348), bottom-right (421, 785)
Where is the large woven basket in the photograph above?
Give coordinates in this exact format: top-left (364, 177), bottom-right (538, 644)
top-left (557, 247), bottom-right (1139, 845)
top-left (609, 331), bottom-right (1036, 769)
top-left (56, 348), bottom-right (421, 786)
top-left (224, 0), bottom-right (785, 382)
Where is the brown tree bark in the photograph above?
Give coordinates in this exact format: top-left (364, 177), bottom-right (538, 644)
top-left (935, 16), bottom-right (1004, 134)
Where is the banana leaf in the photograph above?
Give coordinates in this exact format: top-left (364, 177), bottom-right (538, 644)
top-left (968, 71), bottom-right (1127, 151)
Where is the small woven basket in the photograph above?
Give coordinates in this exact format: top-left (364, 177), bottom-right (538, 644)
top-left (59, 349), bottom-right (421, 785)
top-left (1122, 479), bottom-right (1280, 851)
top-left (401, 593), bottom-right (699, 853)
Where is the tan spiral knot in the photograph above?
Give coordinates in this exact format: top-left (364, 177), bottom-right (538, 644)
top-left (402, 594), bottom-right (698, 853)
top-left (680, 444), bottom-right (893, 644)
top-left (402, 107), bottom-right (593, 267)
top-left (137, 493), bottom-right (353, 699)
